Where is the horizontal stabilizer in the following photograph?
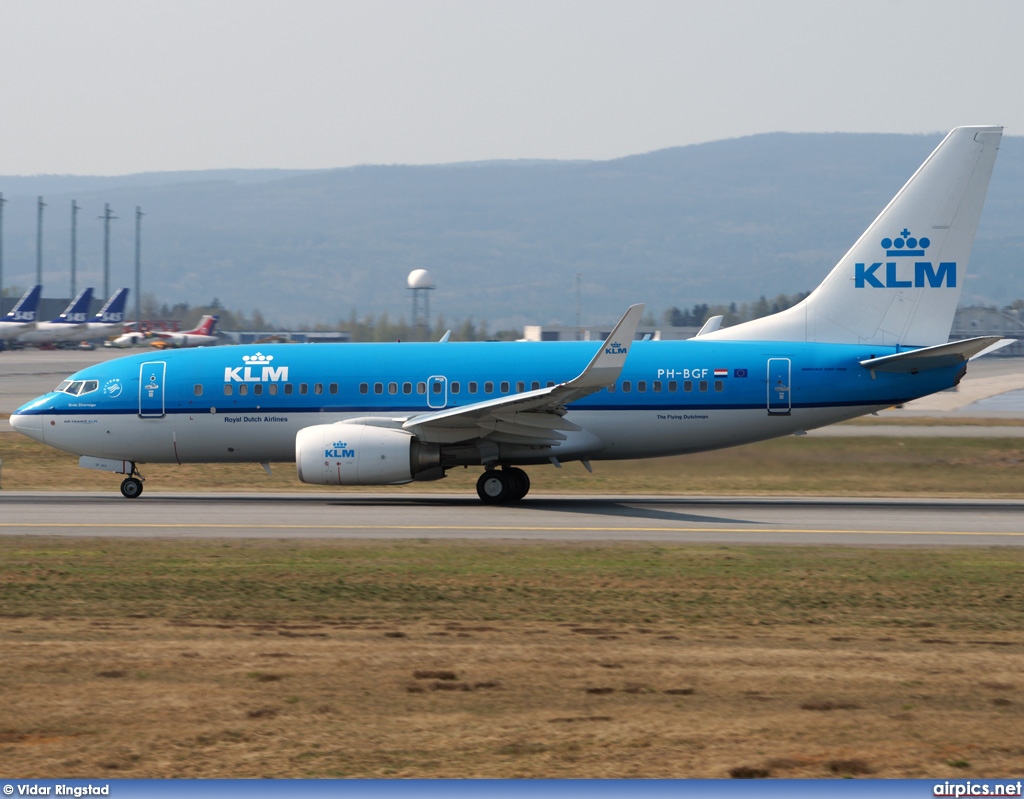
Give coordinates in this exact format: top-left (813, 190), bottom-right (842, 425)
top-left (859, 336), bottom-right (1007, 373)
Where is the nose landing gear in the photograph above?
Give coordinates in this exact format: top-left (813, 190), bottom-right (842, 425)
top-left (119, 463), bottom-right (145, 499)
top-left (476, 467), bottom-right (530, 504)
top-left (120, 476), bottom-right (144, 498)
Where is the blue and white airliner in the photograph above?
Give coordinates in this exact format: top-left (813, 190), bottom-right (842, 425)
top-left (9, 126), bottom-right (1009, 502)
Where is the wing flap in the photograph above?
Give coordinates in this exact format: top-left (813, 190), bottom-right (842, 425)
top-left (491, 410), bottom-right (583, 431)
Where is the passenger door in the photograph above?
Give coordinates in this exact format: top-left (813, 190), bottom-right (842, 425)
top-left (766, 358), bottom-right (791, 416)
top-left (138, 361), bottom-right (167, 418)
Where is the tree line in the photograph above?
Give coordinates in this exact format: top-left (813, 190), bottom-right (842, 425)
top-left (662, 292), bottom-right (812, 329)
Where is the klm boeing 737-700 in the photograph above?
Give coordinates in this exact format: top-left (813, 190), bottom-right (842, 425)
top-left (10, 126), bottom-right (1009, 502)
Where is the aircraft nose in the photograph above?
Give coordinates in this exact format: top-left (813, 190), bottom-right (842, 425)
top-left (9, 410), bottom-right (45, 441)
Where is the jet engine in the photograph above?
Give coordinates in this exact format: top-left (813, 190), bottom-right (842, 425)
top-left (295, 422), bottom-right (443, 486)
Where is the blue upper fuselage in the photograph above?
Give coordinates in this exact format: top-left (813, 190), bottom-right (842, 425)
top-left (14, 338), bottom-right (961, 421)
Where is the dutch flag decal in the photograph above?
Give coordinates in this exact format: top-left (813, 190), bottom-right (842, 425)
top-left (713, 368), bottom-right (728, 378)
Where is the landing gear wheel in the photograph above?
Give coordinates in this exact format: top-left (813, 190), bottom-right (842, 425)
top-left (476, 468), bottom-right (530, 504)
top-left (476, 470), bottom-right (511, 504)
top-left (120, 477), bottom-right (144, 499)
top-left (504, 467), bottom-right (530, 501)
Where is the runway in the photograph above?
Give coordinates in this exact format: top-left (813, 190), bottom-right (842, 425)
top-left (1, 491), bottom-right (1022, 545)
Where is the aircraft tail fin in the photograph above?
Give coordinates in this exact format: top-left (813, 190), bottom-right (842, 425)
top-left (5, 284), bottom-right (42, 322)
top-left (192, 314), bottom-right (219, 336)
top-left (706, 126), bottom-right (1002, 347)
top-left (94, 288), bottom-right (129, 323)
top-left (55, 287), bottom-right (94, 323)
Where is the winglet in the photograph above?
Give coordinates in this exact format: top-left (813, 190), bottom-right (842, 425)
top-left (695, 315), bottom-right (723, 337)
top-left (566, 303), bottom-right (644, 391)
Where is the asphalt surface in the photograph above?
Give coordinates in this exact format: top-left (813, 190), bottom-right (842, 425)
top-left (1, 492), bottom-right (1022, 546)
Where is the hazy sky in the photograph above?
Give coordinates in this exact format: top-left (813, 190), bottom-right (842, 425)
top-left (1, 0), bottom-right (1020, 175)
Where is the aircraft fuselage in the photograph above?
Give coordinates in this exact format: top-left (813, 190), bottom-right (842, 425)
top-left (11, 338), bottom-right (961, 467)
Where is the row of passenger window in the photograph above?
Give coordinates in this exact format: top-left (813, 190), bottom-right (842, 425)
top-left (359, 379), bottom-right (725, 395)
top-left (214, 379), bottom-right (726, 398)
top-left (219, 382), bottom-right (339, 396)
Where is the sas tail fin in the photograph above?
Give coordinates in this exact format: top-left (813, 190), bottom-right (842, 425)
top-left (54, 287), bottom-right (94, 324)
top-left (707, 126), bottom-right (1002, 347)
top-left (5, 284), bottom-right (42, 322)
top-left (93, 288), bottom-right (129, 324)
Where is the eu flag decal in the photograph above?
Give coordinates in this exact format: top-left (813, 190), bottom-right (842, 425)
top-left (734, 368), bottom-right (748, 378)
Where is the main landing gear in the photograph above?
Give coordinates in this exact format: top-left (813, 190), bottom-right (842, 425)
top-left (476, 467), bottom-right (530, 504)
top-left (119, 464), bottom-right (145, 499)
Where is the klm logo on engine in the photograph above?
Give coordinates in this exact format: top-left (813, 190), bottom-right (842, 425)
top-left (325, 440), bottom-right (355, 458)
top-left (854, 229), bottom-right (956, 289)
top-left (224, 352), bottom-right (289, 383)
top-left (605, 340), bottom-right (627, 355)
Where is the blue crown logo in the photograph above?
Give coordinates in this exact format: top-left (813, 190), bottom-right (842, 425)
top-left (881, 228), bottom-right (930, 257)
top-left (332, 441), bottom-right (348, 449)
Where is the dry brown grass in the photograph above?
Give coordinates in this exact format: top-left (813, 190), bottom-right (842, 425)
top-left (1, 538), bottom-right (1022, 778)
top-left (2, 616), bottom-right (1022, 778)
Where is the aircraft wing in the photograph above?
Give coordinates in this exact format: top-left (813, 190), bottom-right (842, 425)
top-left (400, 304), bottom-right (644, 445)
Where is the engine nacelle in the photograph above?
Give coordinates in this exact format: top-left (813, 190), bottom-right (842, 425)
top-left (295, 422), bottom-right (442, 486)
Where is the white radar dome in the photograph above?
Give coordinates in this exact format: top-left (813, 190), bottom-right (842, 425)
top-left (407, 269), bottom-right (434, 289)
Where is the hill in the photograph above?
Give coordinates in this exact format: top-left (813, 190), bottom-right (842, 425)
top-left (1, 132), bottom-right (1021, 330)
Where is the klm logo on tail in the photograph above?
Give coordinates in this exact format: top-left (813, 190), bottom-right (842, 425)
top-left (855, 229), bottom-right (956, 289)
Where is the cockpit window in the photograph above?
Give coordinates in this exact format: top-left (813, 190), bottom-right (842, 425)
top-left (56, 380), bottom-right (99, 396)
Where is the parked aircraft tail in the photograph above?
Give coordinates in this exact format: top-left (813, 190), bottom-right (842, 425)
top-left (5, 284), bottom-right (43, 323)
top-left (707, 126), bottom-right (1002, 347)
top-left (54, 287), bottom-right (95, 324)
top-left (191, 314), bottom-right (218, 336)
top-left (93, 288), bottom-right (129, 324)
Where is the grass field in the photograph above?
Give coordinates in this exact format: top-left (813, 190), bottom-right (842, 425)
top-left (2, 430), bottom-right (1024, 497)
top-left (2, 538), bottom-right (1023, 779)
